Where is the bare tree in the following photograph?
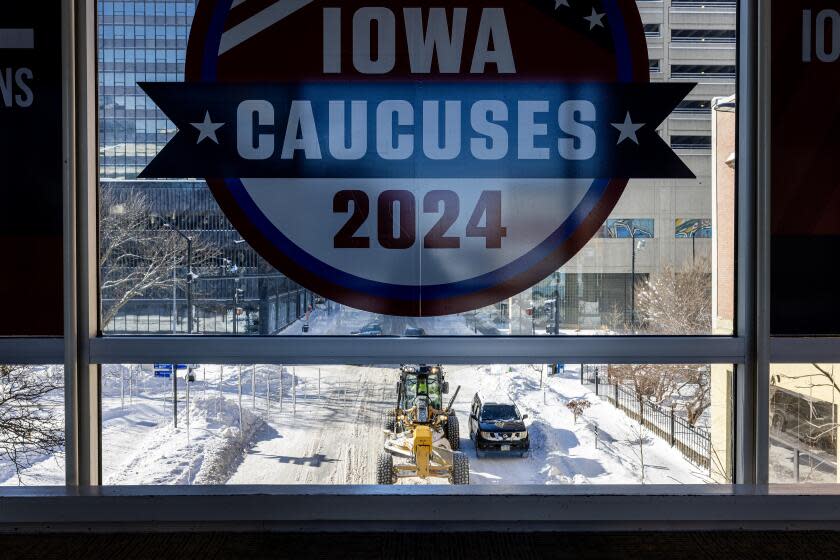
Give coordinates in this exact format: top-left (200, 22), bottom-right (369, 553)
top-left (609, 259), bottom-right (713, 425)
top-left (0, 366), bottom-right (64, 483)
top-left (99, 185), bottom-right (220, 329)
top-left (629, 417), bottom-right (651, 484)
top-left (635, 257), bottom-right (712, 336)
top-left (566, 399), bottom-right (591, 424)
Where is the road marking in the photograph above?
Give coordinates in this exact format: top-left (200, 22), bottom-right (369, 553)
top-left (0, 28), bottom-right (34, 49)
top-left (219, 0), bottom-right (313, 55)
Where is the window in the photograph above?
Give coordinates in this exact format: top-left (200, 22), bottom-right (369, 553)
top-left (671, 0), bottom-right (736, 5)
top-left (94, 0), bottom-right (735, 339)
top-left (671, 65), bottom-right (736, 78)
top-left (6, 0), bottom-right (754, 500)
top-left (671, 135), bottom-right (713, 150)
top-left (675, 100), bottom-right (712, 114)
top-left (672, 29), bottom-right (737, 43)
top-left (770, 365), bottom-right (840, 484)
top-left (0, 366), bottom-right (65, 486)
top-left (99, 363), bottom-right (733, 485)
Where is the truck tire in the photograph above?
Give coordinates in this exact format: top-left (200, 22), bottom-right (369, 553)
top-left (446, 415), bottom-right (461, 450)
top-left (376, 452), bottom-right (396, 485)
top-left (451, 451), bottom-right (470, 485)
top-left (383, 410), bottom-right (396, 432)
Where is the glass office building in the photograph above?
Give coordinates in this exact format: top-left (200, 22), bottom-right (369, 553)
top-left (97, 0), bottom-right (311, 334)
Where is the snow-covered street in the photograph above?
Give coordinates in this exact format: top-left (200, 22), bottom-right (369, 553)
top-left (1, 309), bottom-right (714, 487)
top-left (86, 363), bottom-right (711, 486)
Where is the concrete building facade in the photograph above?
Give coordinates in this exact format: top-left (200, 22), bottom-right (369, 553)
top-left (508, 0), bottom-right (737, 333)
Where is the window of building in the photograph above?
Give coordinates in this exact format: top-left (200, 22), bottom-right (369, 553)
top-left (675, 100), bottom-right (712, 114)
top-left (672, 29), bottom-right (737, 43)
top-left (671, 135), bottom-right (713, 150)
top-left (671, 65), bottom-right (736, 78)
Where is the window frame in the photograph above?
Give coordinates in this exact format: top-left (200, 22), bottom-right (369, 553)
top-left (5, 0), bottom-right (840, 528)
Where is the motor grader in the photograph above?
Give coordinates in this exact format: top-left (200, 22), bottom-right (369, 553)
top-left (377, 366), bottom-right (469, 485)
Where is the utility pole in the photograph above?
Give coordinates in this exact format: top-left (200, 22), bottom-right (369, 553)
top-left (691, 228), bottom-right (697, 264)
top-left (153, 216), bottom-right (194, 334)
top-left (172, 363), bottom-right (178, 428)
top-left (186, 236), bottom-right (193, 333)
top-left (172, 249), bottom-right (177, 332)
top-left (631, 229), bottom-right (636, 328)
top-left (186, 368), bottom-right (192, 484)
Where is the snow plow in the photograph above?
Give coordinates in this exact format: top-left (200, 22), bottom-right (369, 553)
top-left (377, 366), bottom-right (469, 484)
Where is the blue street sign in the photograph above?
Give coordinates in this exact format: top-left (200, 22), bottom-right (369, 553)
top-left (153, 363), bottom-right (188, 378)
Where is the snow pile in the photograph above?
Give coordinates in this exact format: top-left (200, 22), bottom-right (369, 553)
top-left (106, 394), bottom-right (264, 486)
top-left (192, 395), bottom-right (263, 485)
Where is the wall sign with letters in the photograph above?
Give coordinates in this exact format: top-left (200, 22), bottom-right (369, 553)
top-left (0, 6), bottom-right (63, 336)
top-left (771, 1), bottom-right (840, 335)
top-left (142, 0), bottom-right (694, 316)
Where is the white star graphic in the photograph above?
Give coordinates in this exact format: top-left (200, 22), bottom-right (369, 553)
top-left (191, 111), bottom-right (224, 144)
top-left (611, 112), bottom-right (645, 145)
top-left (584, 8), bottom-right (606, 29)
top-left (554, 0), bottom-right (570, 8)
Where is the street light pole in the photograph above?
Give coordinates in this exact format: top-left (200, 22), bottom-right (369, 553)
top-left (186, 236), bottom-right (193, 333)
top-left (154, 216), bottom-right (195, 334)
top-left (631, 230), bottom-right (636, 328)
top-left (691, 230), bottom-right (697, 264)
top-left (233, 278), bottom-right (240, 335)
top-left (167, 227), bottom-right (193, 334)
top-left (553, 273), bottom-right (560, 336)
top-left (172, 362), bottom-right (178, 428)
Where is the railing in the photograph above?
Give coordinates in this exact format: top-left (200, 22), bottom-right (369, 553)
top-left (581, 365), bottom-right (712, 470)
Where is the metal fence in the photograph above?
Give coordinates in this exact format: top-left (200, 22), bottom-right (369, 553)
top-left (581, 365), bottom-right (711, 470)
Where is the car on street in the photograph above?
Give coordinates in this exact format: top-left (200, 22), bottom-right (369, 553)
top-left (771, 386), bottom-right (837, 453)
top-left (351, 323), bottom-right (383, 336)
top-left (469, 393), bottom-right (530, 457)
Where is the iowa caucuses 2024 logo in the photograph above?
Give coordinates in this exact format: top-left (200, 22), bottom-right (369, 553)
top-left (140, 0), bottom-right (694, 317)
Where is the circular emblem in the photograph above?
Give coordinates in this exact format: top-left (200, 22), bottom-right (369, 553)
top-left (173, 0), bottom-right (656, 316)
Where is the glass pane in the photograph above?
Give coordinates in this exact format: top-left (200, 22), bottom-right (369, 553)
top-left (101, 363), bottom-right (733, 485)
top-left (770, 364), bottom-right (839, 484)
top-left (0, 365), bottom-right (65, 486)
top-left (97, 2), bottom-right (735, 336)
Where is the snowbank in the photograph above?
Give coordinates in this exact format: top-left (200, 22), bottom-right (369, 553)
top-left (106, 394), bottom-right (264, 485)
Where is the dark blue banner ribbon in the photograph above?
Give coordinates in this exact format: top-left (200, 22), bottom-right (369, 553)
top-left (139, 81), bottom-right (695, 180)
